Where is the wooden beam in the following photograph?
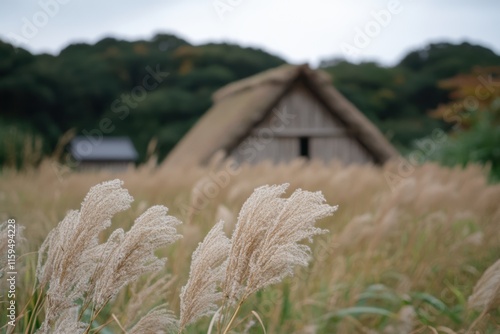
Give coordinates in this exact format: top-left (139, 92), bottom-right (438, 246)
top-left (250, 128), bottom-right (351, 138)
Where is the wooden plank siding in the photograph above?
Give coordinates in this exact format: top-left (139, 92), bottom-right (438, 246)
top-left (310, 137), bottom-right (373, 164)
top-left (231, 136), bottom-right (299, 164)
top-left (230, 82), bottom-right (374, 165)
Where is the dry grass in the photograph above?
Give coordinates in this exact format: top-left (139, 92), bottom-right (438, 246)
top-left (0, 158), bottom-right (499, 333)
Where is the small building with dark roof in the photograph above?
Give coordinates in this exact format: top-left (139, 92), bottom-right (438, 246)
top-left (70, 136), bottom-right (138, 171)
top-left (164, 64), bottom-right (398, 167)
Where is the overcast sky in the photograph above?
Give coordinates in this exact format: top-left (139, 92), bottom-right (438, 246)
top-left (1, 0), bottom-right (499, 66)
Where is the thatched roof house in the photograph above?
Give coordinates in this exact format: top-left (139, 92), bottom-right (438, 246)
top-left (164, 64), bottom-right (398, 166)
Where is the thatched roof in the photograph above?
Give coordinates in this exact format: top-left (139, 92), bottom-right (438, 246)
top-left (164, 64), bottom-right (398, 166)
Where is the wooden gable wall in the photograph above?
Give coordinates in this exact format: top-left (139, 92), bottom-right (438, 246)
top-left (230, 82), bottom-right (374, 165)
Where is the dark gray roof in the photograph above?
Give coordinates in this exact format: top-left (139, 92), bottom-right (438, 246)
top-left (70, 136), bottom-right (138, 161)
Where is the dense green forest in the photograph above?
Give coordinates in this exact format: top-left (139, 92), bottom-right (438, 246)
top-left (1, 34), bottom-right (500, 167)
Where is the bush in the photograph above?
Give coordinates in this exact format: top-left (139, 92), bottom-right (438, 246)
top-left (429, 105), bottom-right (500, 181)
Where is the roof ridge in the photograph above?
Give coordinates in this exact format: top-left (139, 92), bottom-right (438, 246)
top-left (212, 64), bottom-right (310, 103)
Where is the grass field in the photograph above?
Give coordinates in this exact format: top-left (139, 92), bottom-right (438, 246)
top-left (1, 159), bottom-right (499, 333)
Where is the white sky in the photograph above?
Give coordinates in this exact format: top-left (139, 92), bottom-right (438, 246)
top-left (1, 0), bottom-right (499, 66)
